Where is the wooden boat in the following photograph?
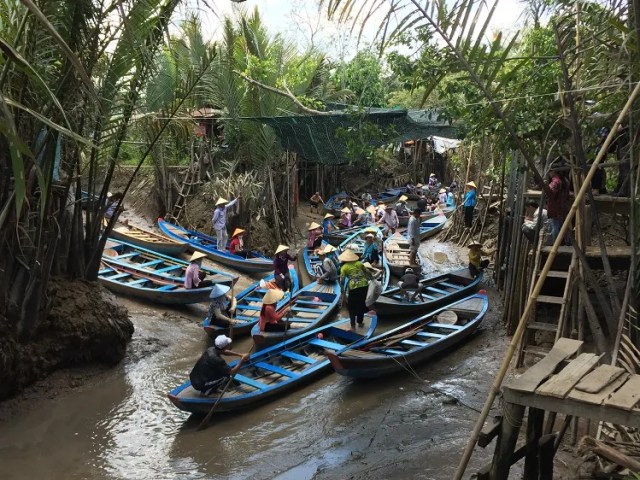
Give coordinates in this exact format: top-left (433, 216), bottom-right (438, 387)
top-left (336, 226), bottom-right (390, 291)
top-left (168, 316), bottom-right (377, 414)
top-left (250, 281), bottom-right (341, 349)
top-left (327, 293), bottom-right (488, 379)
top-left (323, 191), bottom-right (348, 216)
top-left (371, 188), bottom-right (403, 205)
top-left (157, 218), bottom-right (273, 273)
top-left (202, 270), bottom-right (300, 337)
top-left (325, 224), bottom-right (371, 246)
top-left (397, 210), bottom-right (442, 227)
top-left (383, 234), bottom-right (425, 277)
top-left (98, 261), bottom-right (230, 305)
top-left (373, 268), bottom-right (483, 317)
top-left (412, 214), bottom-right (447, 241)
top-left (104, 219), bottom-right (187, 256)
top-left (302, 240), bottom-right (328, 278)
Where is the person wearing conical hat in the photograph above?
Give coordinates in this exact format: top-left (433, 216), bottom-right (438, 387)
top-left (395, 195), bottom-right (409, 217)
top-left (206, 284), bottom-right (239, 328)
top-left (228, 228), bottom-right (250, 258)
top-left (309, 192), bottom-right (324, 214)
top-left (273, 245), bottom-right (297, 292)
top-left (338, 249), bottom-right (372, 329)
top-left (322, 213), bottom-right (336, 235)
top-left (463, 181), bottom-right (477, 229)
top-left (258, 289), bottom-right (291, 332)
top-left (428, 173), bottom-right (438, 188)
top-left (338, 206), bottom-right (352, 229)
top-left (211, 194), bottom-right (241, 251)
top-left (438, 188), bottom-right (447, 204)
top-left (184, 251), bottom-right (213, 289)
top-left (316, 244), bottom-right (338, 284)
top-left (468, 240), bottom-right (490, 278)
top-left (189, 334), bottom-right (250, 395)
top-left (415, 183), bottom-right (424, 196)
top-left (306, 222), bottom-right (324, 250)
top-left (360, 231), bottom-right (381, 266)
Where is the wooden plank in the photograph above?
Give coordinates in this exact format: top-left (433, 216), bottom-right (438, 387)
top-left (568, 372), bottom-right (629, 405)
top-left (605, 375), bottom-right (640, 411)
top-left (575, 365), bottom-right (626, 393)
top-left (536, 353), bottom-right (601, 399)
top-left (508, 338), bottom-right (583, 393)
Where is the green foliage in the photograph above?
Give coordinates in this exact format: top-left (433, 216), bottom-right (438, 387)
top-left (332, 51), bottom-right (386, 107)
top-left (335, 107), bottom-right (397, 167)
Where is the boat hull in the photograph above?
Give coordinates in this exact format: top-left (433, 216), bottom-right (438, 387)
top-left (109, 226), bottom-right (186, 256)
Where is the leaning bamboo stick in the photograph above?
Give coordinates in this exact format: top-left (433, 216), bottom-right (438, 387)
top-left (453, 79), bottom-right (640, 480)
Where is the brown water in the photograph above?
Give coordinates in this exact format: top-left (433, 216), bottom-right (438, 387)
top-left (0, 240), bottom-right (505, 480)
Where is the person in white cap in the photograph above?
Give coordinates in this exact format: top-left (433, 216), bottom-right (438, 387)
top-left (206, 284), bottom-right (238, 327)
top-left (189, 335), bottom-right (249, 395)
top-left (316, 245), bottom-right (338, 283)
top-left (258, 289), bottom-right (291, 332)
top-left (211, 195), bottom-right (241, 250)
top-left (184, 252), bottom-right (212, 288)
top-left (273, 245), bottom-right (297, 292)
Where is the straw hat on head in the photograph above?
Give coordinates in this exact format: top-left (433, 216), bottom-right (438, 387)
top-left (399, 195), bottom-right (408, 202)
top-left (416, 183), bottom-right (423, 188)
top-left (468, 240), bottom-right (483, 248)
top-left (215, 197), bottom-right (229, 206)
top-left (322, 244), bottom-right (336, 254)
top-left (466, 181), bottom-right (477, 189)
top-left (209, 284), bottom-right (231, 298)
top-left (324, 213), bottom-right (334, 220)
top-left (341, 207), bottom-right (351, 214)
top-left (263, 288), bottom-right (285, 305)
top-left (430, 173), bottom-right (436, 177)
top-left (338, 249), bottom-right (359, 263)
top-left (366, 205), bottom-right (376, 214)
top-left (308, 222), bottom-right (321, 231)
top-left (275, 244), bottom-right (289, 255)
top-left (439, 188), bottom-right (446, 193)
top-left (232, 228), bottom-right (245, 238)
top-left (190, 251), bottom-right (207, 262)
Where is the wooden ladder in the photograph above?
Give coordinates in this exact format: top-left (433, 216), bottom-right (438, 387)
top-left (171, 162), bottom-right (200, 221)
top-left (516, 233), bottom-right (577, 367)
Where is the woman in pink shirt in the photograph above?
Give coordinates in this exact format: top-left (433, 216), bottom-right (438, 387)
top-left (184, 252), bottom-right (213, 289)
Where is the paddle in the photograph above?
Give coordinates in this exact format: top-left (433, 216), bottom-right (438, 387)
top-left (228, 282), bottom-right (236, 339)
top-left (197, 345), bottom-right (255, 431)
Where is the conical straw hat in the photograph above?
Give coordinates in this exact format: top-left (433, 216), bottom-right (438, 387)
top-left (190, 251), bottom-right (207, 261)
top-left (232, 228), bottom-right (245, 237)
top-left (338, 249), bottom-right (359, 262)
top-left (275, 244), bottom-right (289, 254)
top-left (209, 284), bottom-right (230, 298)
top-left (215, 197), bottom-right (229, 206)
top-left (466, 181), bottom-right (477, 188)
top-left (308, 222), bottom-right (321, 230)
top-left (324, 213), bottom-right (334, 219)
top-left (263, 288), bottom-right (285, 305)
top-left (341, 207), bottom-right (351, 213)
top-left (399, 195), bottom-right (408, 202)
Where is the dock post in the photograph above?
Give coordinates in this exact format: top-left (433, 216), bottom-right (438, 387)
top-left (490, 402), bottom-right (524, 480)
top-left (523, 408), bottom-right (544, 479)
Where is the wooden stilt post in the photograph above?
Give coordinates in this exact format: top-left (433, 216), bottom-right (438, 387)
top-left (538, 433), bottom-right (558, 480)
top-left (490, 402), bottom-right (524, 480)
top-left (524, 408), bottom-right (544, 480)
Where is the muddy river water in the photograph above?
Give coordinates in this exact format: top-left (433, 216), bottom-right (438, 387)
top-left (0, 241), bottom-right (507, 479)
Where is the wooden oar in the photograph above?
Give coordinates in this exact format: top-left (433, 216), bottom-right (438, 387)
top-left (197, 345), bottom-right (255, 431)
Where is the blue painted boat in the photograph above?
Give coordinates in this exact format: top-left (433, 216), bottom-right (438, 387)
top-left (202, 270), bottom-right (300, 338)
top-left (327, 293), bottom-right (488, 379)
top-left (336, 226), bottom-right (390, 291)
top-left (400, 214), bottom-right (447, 241)
top-left (302, 240), bottom-right (328, 278)
top-left (383, 234), bottom-right (426, 277)
top-left (325, 224), bottom-right (369, 246)
top-left (104, 219), bottom-right (187, 256)
top-left (157, 219), bottom-right (273, 273)
top-left (374, 268), bottom-right (483, 317)
top-left (250, 281), bottom-right (341, 350)
top-left (100, 239), bottom-right (237, 305)
top-left (323, 191), bottom-right (349, 216)
top-left (168, 316), bottom-right (377, 414)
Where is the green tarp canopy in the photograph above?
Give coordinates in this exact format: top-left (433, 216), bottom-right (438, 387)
top-left (250, 107), bottom-right (458, 165)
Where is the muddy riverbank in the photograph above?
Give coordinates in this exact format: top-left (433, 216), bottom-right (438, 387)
top-left (0, 236), bottom-right (517, 480)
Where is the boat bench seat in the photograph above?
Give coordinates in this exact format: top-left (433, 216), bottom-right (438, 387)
top-left (234, 314), bottom-right (257, 321)
top-left (138, 259), bottom-right (164, 268)
top-left (296, 300), bottom-right (333, 306)
top-left (416, 331), bottom-right (446, 339)
top-left (128, 279), bottom-right (151, 286)
top-left (116, 253), bottom-right (138, 259)
top-left (243, 296), bottom-right (265, 303)
top-left (377, 348), bottom-right (407, 355)
top-left (109, 273), bottom-right (131, 280)
top-left (288, 318), bottom-right (314, 323)
top-left (239, 305), bottom-right (261, 311)
top-left (255, 362), bottom-right (299, 378)
top-left (155, 265), bottom-right (182, 273)
top-left (234, 374), bottom-right (267, 390)
top-left (308, 338), bottom-right (344, 350)
top-left (439, 281), bottom-right (463, 290)
top-left (292, 306), bottom-right (325, 314)
top-left (400, 339), bottom-right (429, 347)
top-left (429, 323), bottom-right (463, 330)
top-left (157, 284), bottom-right (178, 291)
top-left (423, 287), bottom-right (446, 295)
top-left (281, 351), bottom-right (316, 364)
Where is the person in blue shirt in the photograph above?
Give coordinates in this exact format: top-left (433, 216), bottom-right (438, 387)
top-left (322, 213), bottom-right (336, 236)
top-left (361, 232), bottom-right (381, 266)
top-left (463, 181), bottom-right (477, 228)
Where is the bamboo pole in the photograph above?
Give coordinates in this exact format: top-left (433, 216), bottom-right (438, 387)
top-left (453, 79), bottom-right (640, 480)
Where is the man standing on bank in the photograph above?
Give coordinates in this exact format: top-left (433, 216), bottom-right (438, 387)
top-left (211, 195), bottom-right (240, 250)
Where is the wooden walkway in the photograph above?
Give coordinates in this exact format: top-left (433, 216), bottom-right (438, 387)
top-left (481, 339), bottom-right (640, 479)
